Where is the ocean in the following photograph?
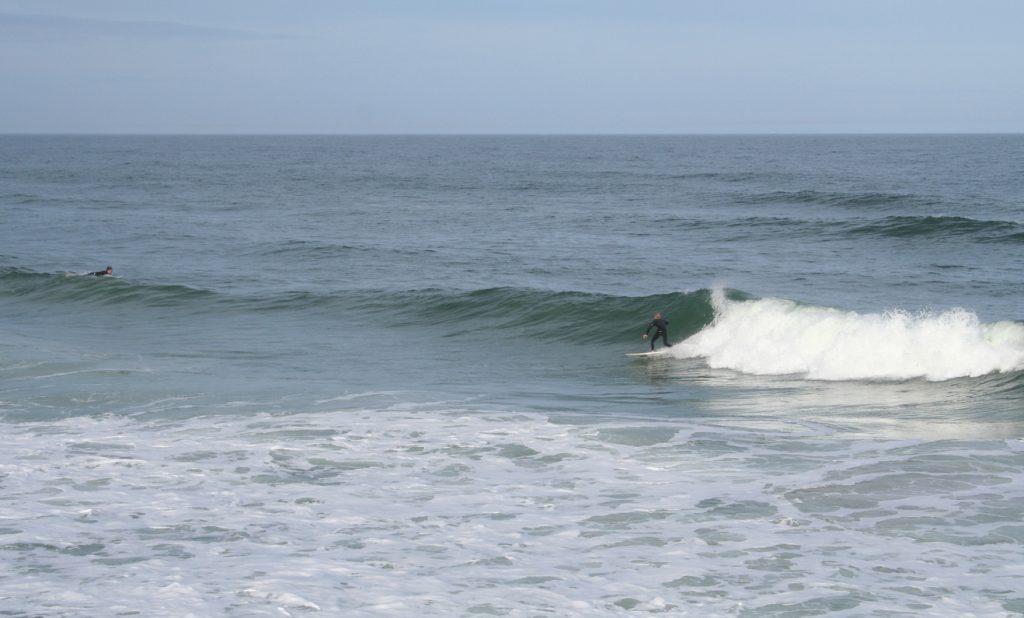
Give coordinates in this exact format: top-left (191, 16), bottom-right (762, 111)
top-left (1, 135), bottom-right (1023, 617)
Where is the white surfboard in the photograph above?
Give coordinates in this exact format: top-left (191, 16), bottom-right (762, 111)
top-left (626, 350), bottom-right (668, 358)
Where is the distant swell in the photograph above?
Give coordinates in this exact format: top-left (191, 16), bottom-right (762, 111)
top-left (850, 215), bottom-right (1024, 243)
top-left (739, 190), bottom-right (941, 208)
top-left (674, 290), bottom-right (1024, 381)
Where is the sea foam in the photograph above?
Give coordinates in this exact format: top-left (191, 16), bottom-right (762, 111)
top-left (2, 409), bottom-right (1022, 616)
top-left (673, 289), bottom-right (1024, 381)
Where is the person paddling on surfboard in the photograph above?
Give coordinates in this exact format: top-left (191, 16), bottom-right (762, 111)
top-left (91, 266), bottom-right (113, 277)
top-left (642, 312), bottom-right (671, 351)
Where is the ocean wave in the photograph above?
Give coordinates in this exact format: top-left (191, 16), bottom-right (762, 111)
top-left (0, 268), bottom-right (216, 308)
top-left (253, 240), bottom-right (362, 259)
top-left (0, 267), bottom-right (377, 315)
top-left (849, 215), bottom-right (1024, 242)
top-left (3, 192), bottom-right (45, 205)
top-left (739, 190), bottom-right (941, 209)
top-left (668, 171), bottom-right (769, 183)
top-left (671, 214), bottom-right (1024, 244)
top-left (367, 287), bottom-right (727, 343)
top-left (716, 216), bottom-right (832, 237)
top-left (251, 240), bottom-right (429, 260)
top-left (672, 290), bottom-right (1024, 381)
top-left (0, 268), bottom-right (723, 340)
top-left (5, 268), bottom-right (1021, 382)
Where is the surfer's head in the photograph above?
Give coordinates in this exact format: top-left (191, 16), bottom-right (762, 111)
top-left (654, 312), bottom-right (661, 319)
top-left (105, 266), bottom-right (112, 274)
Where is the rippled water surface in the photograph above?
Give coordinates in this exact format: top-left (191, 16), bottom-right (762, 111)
top-left (2, 135), bottom-right (1023, 616)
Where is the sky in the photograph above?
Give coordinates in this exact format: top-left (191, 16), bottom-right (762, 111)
top-left (1, 0), bottom-right (1022, 134)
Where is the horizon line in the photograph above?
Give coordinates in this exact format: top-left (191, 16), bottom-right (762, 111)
top-left (3, 131), bottom-right (1022, 137)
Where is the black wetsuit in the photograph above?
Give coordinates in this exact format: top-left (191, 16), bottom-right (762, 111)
top-left (645, 318), bottom-right (671, 351)
top-left (91, 271), bottom-right (111, 276)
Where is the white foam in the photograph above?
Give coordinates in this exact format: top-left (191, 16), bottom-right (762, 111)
top-left (1, 409), bottom-right (1022, 616)
top-left (672, 289), bottom-right (1024, 381)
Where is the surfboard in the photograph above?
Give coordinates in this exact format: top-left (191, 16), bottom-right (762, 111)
top-left (626, 351), bottom-right (666, 358)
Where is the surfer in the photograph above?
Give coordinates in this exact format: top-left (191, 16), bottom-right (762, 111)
top-left (642, 312), bottom-right (671, 351)
top-left (91, 266), bottom-right (113, 276)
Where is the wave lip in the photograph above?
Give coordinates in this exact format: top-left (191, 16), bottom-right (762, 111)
top-left (674, 290), bottom-right (1024, 382)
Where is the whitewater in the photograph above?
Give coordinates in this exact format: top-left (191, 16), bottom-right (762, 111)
top-left (674, 289), bottom-right (1024, 382)
top-left (4, 407), bottom-right (1024, 617)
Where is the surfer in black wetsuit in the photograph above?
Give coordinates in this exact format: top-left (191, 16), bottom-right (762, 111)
top-left (642, 312), bottom-right (671, 351)
top-left (91, 266), bottom-right (113, 276)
